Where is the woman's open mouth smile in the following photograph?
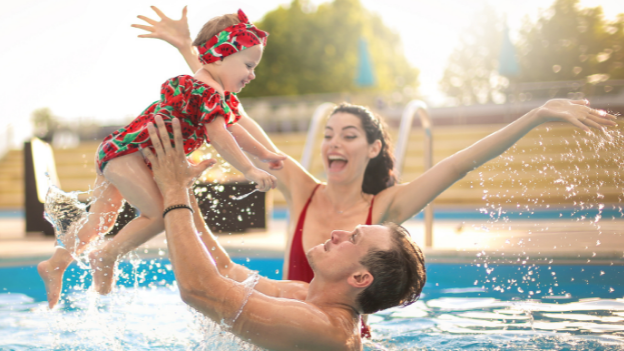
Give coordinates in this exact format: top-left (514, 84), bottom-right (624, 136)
top-left (328, 154), bottom-right (347, 172)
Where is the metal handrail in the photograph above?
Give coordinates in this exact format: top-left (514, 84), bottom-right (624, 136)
top-left (300, 102), bottom-right (336, 170)
top-left (394, 100), bottom-right (435, 248)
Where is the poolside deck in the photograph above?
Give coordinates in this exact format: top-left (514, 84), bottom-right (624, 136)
top-left (1, 209), bottom-right (623, 267)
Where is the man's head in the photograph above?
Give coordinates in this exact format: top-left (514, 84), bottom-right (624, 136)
top-left (307, 223), bottom-right (426, 314)
top-left (356, 223), bottom-right (426, 314)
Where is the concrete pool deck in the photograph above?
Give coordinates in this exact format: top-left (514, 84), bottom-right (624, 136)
top-left (1, 211), bottom-right (623, 267)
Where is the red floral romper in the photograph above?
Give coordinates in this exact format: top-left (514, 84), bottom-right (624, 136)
top-left (96, 75), bottom-right (241, 172)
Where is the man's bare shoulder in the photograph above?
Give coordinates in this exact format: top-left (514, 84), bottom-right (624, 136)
top-left (273, 279), bottom-right (309, 300)
top-left (234, 290), bottom-right (362, 351)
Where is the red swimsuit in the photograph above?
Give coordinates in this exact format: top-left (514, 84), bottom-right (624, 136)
top-left (287, 184), bottom-right (375, 338)
top-left (287, 184), bottom-right (375, 282)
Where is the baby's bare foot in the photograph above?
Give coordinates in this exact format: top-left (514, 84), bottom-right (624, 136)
top-left (37, 260), bottom-right (65, 309)
top-left (89, 249), bottom-right (117, 295)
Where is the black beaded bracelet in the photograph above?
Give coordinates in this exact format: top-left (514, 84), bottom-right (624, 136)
top-left (162, 204), bottom-right (194, 218)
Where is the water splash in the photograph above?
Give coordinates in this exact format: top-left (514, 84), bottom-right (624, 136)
top-left (44, 185), bottom-right (90, 254)
top-left (230, 189), bottom-right (259, 201)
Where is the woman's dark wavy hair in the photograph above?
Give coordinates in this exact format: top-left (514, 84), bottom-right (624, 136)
top-left (330, 104), bottom-right (397, 195)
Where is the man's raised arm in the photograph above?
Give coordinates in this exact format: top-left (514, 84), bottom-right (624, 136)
top-left (142, 117), bottom-right (351, 350)
top-left (188, 191), bottom-right (307, 300)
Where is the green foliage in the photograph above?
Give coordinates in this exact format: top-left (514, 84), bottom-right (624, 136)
top-left (517, 0), bottom-right (624, 82)
top-left (439, 4), bottom-right (506, 105)
top-left (240, 0), bottom-right (419, 97)
top-left (31, 107), bottom-right (59, 139)
top-left (440, 0), bottom-right (624, 104)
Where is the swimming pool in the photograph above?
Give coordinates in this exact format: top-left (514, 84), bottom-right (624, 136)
top-left (1, 256), bottom-right (623, 350)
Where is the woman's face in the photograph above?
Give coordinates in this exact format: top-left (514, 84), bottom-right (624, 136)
top-left (321, 112), bottom-right (381, 185)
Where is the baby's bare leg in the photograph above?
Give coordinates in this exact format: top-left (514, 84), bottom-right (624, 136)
top-left (38, 174), bottom-right (124, 308)
top-left (90, 152), bottom-right (166, 294)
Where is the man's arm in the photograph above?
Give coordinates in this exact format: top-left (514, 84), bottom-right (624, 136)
top-left (188, 192), bottom-right (308, 300)
top-left (144, 116), bottom-right (352, 350)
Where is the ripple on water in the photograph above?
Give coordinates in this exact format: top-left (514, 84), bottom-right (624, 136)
top-left (368, 296), bottom-right (624, 350)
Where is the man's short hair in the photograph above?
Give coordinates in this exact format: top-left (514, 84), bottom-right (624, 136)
top-left (356, 223), bottom-right (426, 314)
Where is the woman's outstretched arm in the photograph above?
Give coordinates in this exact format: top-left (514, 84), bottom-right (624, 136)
top-left (378, 99), bottom-right (618, 224)
top-left (132, 6), bottom-right (202, 73)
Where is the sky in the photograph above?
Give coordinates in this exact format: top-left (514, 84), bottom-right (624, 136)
top-left (1, 0), bottom-right (623, 145)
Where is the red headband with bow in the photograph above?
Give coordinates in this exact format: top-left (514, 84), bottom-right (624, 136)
top-left (198, 9), bottom-right (269, 64)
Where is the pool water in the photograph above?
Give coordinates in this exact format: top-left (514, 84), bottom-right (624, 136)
top-left (1, 258), bottom-right (623, 350)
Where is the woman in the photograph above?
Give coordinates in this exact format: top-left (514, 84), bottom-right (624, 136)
top-left (133, 7), bottom-right (617, 282)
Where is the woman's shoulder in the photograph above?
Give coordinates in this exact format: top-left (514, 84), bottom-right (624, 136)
top-left (285, 175), bottom-right (322, 207)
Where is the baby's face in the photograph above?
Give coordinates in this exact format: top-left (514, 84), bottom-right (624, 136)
top-left (218, 45), bottom-right (263, 93)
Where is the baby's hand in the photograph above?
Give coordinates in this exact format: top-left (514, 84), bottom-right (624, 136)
top-left (245, 168), bottom-right (277, 192)
top-left (260, 151), bottom-right (287, 170)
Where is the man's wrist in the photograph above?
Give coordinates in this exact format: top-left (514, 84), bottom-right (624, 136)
top-left (162, 187), bottom-right (191, 208)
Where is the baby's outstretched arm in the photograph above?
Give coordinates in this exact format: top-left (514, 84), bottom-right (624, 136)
top-left (229, 124), bottom-right (286, 170)
top-left (204, 117), bottom-right (277, 191)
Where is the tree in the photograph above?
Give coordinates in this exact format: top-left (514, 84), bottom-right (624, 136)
top-left (439, 4), bottom-right (506, 105)
top-left (240, 0), bottom-right (419, 97)
top-left (516, 0), bottom-right (624, 82)
top-left (31, 107), bottom-right (59, 140)
top-left (440, 0), bottom-right (624, 104)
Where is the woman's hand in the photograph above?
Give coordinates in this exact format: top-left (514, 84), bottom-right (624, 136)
top-left (260, 151), bottom-right (287, 170)
top-left (132, 6), bottom-right (192, 50)
top-left (142, 116), bottom-right (216, 196)
top-left (536, 99), bottom-right (618, 132)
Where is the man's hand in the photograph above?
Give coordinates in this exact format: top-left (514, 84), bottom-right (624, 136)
top-left (142, 116), bottom-right (216, 196)
top-left (132, 6), bottom-right (192, 50)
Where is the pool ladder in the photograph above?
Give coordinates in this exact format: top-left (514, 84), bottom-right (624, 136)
top-left (394, 100), bottom-right (434, 248)
top-left (301, 100), bottom-right (435, 248)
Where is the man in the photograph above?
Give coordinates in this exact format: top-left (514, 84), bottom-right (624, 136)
top-left (142, 116), bottom-right (427, 351)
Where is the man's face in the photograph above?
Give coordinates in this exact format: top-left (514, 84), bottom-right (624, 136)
top-left (307, 225), bottom-right (393, 281)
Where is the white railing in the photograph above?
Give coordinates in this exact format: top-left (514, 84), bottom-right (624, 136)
top-left (394, 100), bottom-right (434, 248)
top-left (300, 102), bottom-right (336, 171)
